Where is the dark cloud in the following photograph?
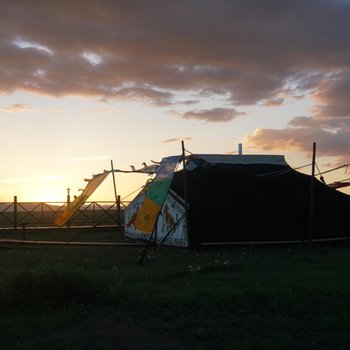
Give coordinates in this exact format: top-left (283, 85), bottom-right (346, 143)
top-left (289, 116), bottom-right (350, 130)
top-left (246, 71), bottom-right (350, 159)
top-left (263, 98), bottom-right (285, 107)
top-left (1, 0), bottom-right (350, 108)
top-left (113, 86), bottom-right (174, 106)
top-left (2, 0), bottom-right (350, 164)
top-left (311, 72), bottom-right (350, 118)
top-left (178, 100), bottom-right (199, 106)
top-left (178, 108), bottom-right (245, 123)
top-left (245, 125), bottom-right (350, 158)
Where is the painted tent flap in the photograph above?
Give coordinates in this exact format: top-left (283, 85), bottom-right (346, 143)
top-left (156, 190), bottom-right (188, 247)
top-left (54, 171), bottom-right (110, 226)
top-left (124, 189), bottom-right (188, 247)
top-left (134, 155), bottom-right (181, 233)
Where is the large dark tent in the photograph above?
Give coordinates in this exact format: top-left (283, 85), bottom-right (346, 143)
top-left (124, 154), bottom-right (350, 247)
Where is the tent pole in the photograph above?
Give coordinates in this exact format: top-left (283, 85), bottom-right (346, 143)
top-left (110, 160), bottom-right (120, 227)
top-left (157, 214), bottom-right (186, 249)
top-left (181, 140), bottom-right (192, 249)
top-left (308, 142), bottom-right (316, 243)
top-left (137, 215), bottom-right (160, 265)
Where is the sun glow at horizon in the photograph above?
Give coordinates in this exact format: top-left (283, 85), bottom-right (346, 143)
top-left (0, 170), bottom-right (151, 204)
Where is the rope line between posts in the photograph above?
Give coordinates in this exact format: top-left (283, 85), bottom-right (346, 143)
top-left (121, 185), bottom-right (145, 201)
top-left (294, 163), bottom-right (312, 170)
top-left (318, 163), bottom-right (350, 175)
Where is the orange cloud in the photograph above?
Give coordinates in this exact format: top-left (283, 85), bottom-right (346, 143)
top-left (245, 126), bottom-right (350, 158)
top-left (0, 103), bottom-right (35, 113)
top-left (163, 137), bottom-right (193, 144)
top-left (178, 108), bottom-right (245, 123)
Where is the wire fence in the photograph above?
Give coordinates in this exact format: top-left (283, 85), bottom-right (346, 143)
top-left (0, 197), bottom-right (129, 229)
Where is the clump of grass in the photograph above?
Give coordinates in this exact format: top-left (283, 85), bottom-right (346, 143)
top-left (1, 268), bottom-right (110, 310)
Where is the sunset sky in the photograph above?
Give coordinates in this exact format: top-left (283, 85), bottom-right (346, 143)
top-left (1, 0), bottom-right (350, 203)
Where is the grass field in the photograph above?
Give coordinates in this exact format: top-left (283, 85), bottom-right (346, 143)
top-left (0, 228), bottom-right (350, 349)
top-left (0, 227), bottom-right (124, 243)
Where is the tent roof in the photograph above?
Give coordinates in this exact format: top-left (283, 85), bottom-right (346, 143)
top-left (187, 154), bottom-right (288, 169)
top-left (170, 160), bottom-right (350, 245)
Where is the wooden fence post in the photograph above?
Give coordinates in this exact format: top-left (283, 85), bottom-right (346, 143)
top-left (13, 196), bottom-right (18, 229)
top-left (308, 142), bottom-right (316, 243)
top-left (66, 188), bottom-right (71, 227)
top-left (117, 195), bottom-right (121, 227)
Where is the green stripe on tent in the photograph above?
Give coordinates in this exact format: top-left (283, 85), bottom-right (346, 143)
top-left (147, 178), bottom-right (172, 206)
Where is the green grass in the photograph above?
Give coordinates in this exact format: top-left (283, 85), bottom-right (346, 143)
top-left (0, 231), bottom-right (350, 349)
top-left (0, 227), bottom-right (124, 243)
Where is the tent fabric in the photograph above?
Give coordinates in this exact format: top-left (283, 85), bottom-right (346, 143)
top-left (186, 154), bottom-right (288, 167)
top-left (169, 162), bottom-right (350, 246)
top-left (54, 170), bottom-right (110, 227)
top-left (134, 155), bottom-right (181, 233)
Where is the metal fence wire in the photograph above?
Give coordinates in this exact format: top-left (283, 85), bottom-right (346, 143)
top-left (0, 198), bottom-right (127, 229)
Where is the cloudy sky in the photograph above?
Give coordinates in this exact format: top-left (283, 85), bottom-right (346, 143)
top-left (1, 0), bottom-right (350, 202)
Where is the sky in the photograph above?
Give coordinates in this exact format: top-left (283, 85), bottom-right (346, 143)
top-left (1, 0), bottom-right (350, 203)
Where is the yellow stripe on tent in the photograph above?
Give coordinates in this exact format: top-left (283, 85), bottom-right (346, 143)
top-left (135, 197), bottom-right (161, 233)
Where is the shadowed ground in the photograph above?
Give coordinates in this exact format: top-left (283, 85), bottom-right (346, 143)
top-left (0, 228), bottom-right (350, 349)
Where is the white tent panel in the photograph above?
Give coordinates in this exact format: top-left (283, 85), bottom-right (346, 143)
top-left (124, 189), bottom-right (188, 247)
top-left (124, 190), bottom-right (147, 241)
top-left (156, 190), bottom-right (188, 247)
